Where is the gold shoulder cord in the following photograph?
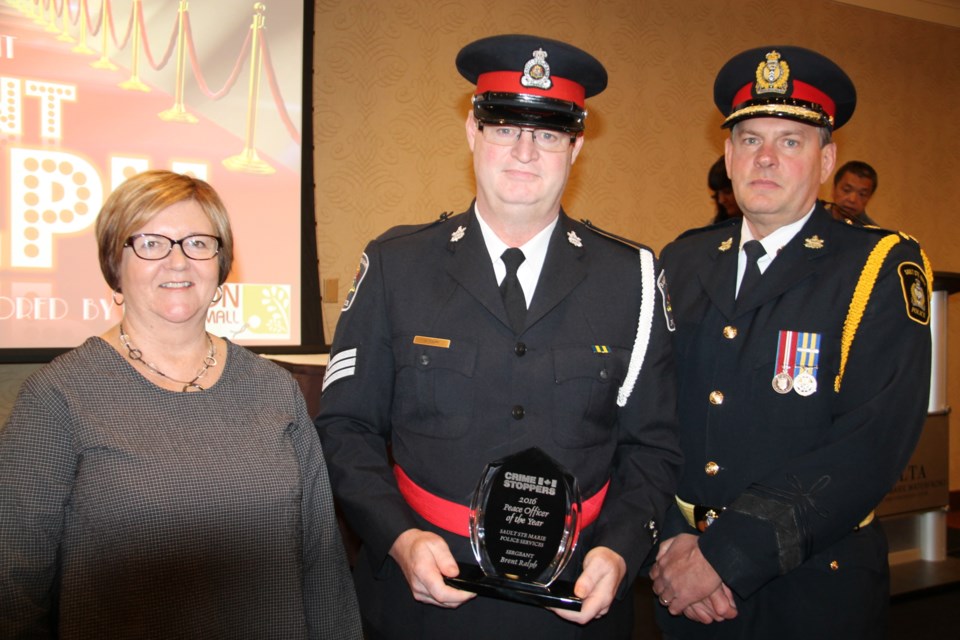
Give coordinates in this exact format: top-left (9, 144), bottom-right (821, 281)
top-left (835, 234), bottom-right (901, 392)
top-left (921, 249), bottom-right (934, 290)
top-left (835, 234), bottom-right (934, 392)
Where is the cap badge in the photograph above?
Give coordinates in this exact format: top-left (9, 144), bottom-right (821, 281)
top-left (755, 50), bottom-right (790, 96)
top-left (804, 235), bottom-right (824, 249)
top-left (521, 48), bottom-right (552, 90)
top-left (567, 230), bottom-right (582, 247)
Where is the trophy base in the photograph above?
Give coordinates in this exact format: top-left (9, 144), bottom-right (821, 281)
top-left (444, 564), bottom-right (582, 611)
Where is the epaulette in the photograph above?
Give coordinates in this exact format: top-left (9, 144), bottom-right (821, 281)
top-left (837, 218), bottom-right (925, 243)
top-left (842, 221), bottom-right (900, 234)
top-left (580, 219), bottom-right (654, 254)
top-left (676, 217), bottom-right (739, 240)
top-left (376, 210), bottom-right (455, 243)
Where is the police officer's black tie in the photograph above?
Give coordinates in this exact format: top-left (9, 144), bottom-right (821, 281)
top-left (500, 248), bottom-right (527, 333)
top-left (738, 240), bottom-right (766, 298)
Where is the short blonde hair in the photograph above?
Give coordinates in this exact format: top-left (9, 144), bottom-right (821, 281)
top-left (95, 170), bottom-right (234, 291)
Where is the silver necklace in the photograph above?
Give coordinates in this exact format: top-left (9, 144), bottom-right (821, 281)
top-left (119, 323), bottom-right (217, 392)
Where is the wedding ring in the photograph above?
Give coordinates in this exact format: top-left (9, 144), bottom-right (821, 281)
top-left (659, 596), bottom-right (670, 606)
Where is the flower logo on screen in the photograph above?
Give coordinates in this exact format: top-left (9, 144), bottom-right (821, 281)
top-left (243, 285), bottom-right (290, 335)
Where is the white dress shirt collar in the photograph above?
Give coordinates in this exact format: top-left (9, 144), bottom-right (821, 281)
top-left (474, 204), bottom-right (557, 308)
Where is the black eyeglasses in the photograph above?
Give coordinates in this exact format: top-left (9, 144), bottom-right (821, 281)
top-left (123, 234), bottom-right (222, 260)
top-left (476, 122), bottom-right (577, 152)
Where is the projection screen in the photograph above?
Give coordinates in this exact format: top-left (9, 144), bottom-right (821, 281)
top-left (0, 0), bottom-right (322, 362)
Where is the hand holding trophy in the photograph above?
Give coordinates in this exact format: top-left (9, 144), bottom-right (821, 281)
top-left (445, 447), bottom-right (584, 611)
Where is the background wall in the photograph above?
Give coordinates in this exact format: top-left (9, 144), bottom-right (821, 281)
top-left (312, 0), bottom-right (960, 487)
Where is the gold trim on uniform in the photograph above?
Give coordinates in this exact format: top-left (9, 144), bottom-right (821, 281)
top-left (718, 237), bottom-right (733, 252)
top-left (676, 496), bottom-right (876, 531)
top-left (413, 335), bottom-right (452, 348)
top-left (835, 234), bottom-right (901, 392)
top-left (804, 235), bottom-right (825, 249)
top-left (723, 103), bottom-right (833, 128)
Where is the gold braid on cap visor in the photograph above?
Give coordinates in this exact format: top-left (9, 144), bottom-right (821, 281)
top-left (723, 103), bottom-right (834, 128)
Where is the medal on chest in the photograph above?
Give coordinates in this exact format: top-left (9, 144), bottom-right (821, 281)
top-left (772, 330), bottom-right (821, 397)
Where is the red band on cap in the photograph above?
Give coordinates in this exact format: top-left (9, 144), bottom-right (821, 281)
top-left (731, 79), bottom-right (835, 117)
top-left (476, 71), bottom-right (586, 108)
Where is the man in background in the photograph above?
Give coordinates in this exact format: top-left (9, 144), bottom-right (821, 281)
top-left (830, 160), bottom-right (878, 225)
top-left (708, 155), bottom-right (742, 223)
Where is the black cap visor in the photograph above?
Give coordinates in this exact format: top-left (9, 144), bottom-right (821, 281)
top-left (473, 92), bottom-right (587, 133)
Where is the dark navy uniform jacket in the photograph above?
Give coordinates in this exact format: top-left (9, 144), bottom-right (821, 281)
top-left (316, 206), bottom-right (681, 639)
top-left (656, 204), bottom-right (931, 638)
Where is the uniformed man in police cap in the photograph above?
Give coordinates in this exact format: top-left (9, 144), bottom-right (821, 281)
top-left (316, 34), bottom-right (681, 639)
top-left (650, 45), bottom-right (932, 638)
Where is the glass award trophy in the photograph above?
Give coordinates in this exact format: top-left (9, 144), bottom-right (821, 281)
top-left (444, 447), bottom-right (583, 611)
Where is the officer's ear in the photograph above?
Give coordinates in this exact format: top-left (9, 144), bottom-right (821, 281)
top-left (570, 134), bottom-right (585, 164)
top-left (466, 112), bottom-right (478, 152)
top-left (819, 141), bottom-right (837, 185)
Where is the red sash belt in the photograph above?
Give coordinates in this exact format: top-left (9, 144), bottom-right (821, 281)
top-left (394, 465), bottom-right (610, 538)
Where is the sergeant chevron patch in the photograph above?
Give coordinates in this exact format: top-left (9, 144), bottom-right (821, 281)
top-left (322, 347), bottom-right (358, 392)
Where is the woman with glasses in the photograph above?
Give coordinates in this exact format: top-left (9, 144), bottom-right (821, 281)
top-left (0, 170), bottom-right (362, 639)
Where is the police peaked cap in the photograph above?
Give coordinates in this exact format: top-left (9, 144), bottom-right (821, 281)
top-left (456, 34), bottom-right (608, 134)
top-left (714, 45), bottom-right (856, 130)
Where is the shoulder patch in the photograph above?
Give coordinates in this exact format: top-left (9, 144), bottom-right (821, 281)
top-left (898, 261), bottom-right (930, 325)
top-left (657, 269), bottom-right (675, 332)
top-left (341, 252), bottom-right (369, 312)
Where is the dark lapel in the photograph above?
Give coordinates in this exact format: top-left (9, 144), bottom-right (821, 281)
top-left (442, 209), bottom-right (588, 333)
top-left (697, 224), bottom-right (741, 321)
top-left (525, 213), bottom-right (587, 329)
top-left (442, 208), bottom-right (510, 326)
top-left (734, 205), bottom-right (835, 317)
